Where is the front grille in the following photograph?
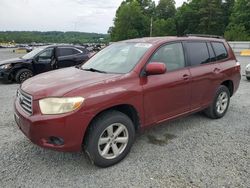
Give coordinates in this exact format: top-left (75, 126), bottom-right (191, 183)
top-left (17, 89), bottom-right (33, 115)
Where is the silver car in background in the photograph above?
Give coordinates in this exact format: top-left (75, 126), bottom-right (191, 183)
top-left (246, 64), bottom-right (250, 80)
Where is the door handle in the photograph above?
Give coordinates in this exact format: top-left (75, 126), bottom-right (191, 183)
top-left (183, 74), bottom-right (190, 80)
top-left (213, 68), bottom-right (221, 73)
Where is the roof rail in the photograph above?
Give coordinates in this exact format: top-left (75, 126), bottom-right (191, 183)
top-left (186, 34), bottom-right (224, 39)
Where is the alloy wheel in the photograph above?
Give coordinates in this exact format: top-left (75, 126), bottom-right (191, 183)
top-left (98, 123), bottom-right (129, 160)
top-left (20, 71), bottom-right (32, 83)
top-left (216, 91), bottom-right (228, 114)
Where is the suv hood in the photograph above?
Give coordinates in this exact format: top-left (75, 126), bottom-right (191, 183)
top-left (0, 57), bottom-right (29, 65)
top-left (21, 67), bottom-right (122, 100)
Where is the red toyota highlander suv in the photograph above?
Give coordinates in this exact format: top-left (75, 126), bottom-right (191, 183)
top-left (14, 36), bottom-right (241, 167)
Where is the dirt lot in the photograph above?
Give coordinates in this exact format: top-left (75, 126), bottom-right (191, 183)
top-left (0, 49), bottom-right (249, 187)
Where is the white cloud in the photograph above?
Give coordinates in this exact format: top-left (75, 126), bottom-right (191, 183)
top-left (0, 0), bottom-right (186, 33)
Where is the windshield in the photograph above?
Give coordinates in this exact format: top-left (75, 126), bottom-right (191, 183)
top-left (81, 42), bottom-right (152, 74)
top-left (22, 47), bottom-right (46, 59)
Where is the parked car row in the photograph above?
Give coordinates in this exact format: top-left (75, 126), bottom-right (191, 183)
top-left (0, 45), bottom-right (91, 83)
top-left (13, 35), bottom-right (241, 167)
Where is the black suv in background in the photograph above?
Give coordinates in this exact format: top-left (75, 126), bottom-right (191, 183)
top-left (0, 45), bottom-right (90, 83)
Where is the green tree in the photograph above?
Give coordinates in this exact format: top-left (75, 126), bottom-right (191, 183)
top-left (176, 0), bottom-right (226, 36)
top-left (224, 24), bottom-right (249, 41)
top-left (152, 18), bottom-right (177, 36)
top-left (156, 0), bottom-right (176, 19)
top-left (0, 31), bottom-right (108, 43)
top-left (222, 0), bottom-right (235, 29)
top-left (111, 1), bottom-right (149, 41)
top-left (225, 0), bottom-right (250, 40)
top-left (198, 0), bottom-right (225, 35)
top-left (126, 0), bottom-right (156, 17)
top-left (228, 0), bottom-right (250, 33)
top-left (175, 1), bottom-right (200, 35)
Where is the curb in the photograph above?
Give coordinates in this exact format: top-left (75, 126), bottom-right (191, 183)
top-left (240, 50), bottom-right (250, 56)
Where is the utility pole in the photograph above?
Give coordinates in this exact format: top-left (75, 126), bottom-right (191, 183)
top-left (150, 17), bottom-right (153, 37)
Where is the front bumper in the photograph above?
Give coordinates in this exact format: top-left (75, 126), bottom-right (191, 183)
top-left (14, 98), bottom-right (94, 152)
top-left (0, 69), bottom-right (11, 80)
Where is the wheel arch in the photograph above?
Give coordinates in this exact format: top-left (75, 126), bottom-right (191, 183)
top-left (82, 104), bottom-right (141, 145)
top-left (220, 80), bottom-right (234, 97)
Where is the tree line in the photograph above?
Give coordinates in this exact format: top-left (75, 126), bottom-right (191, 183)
top-left (109, 0), bottom-right (250, 41)
top-left (0, 31), bottom-right (108, 44)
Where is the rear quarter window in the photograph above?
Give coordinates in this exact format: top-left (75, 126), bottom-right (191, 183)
top-left (212, 42), bottom-right (228, 61)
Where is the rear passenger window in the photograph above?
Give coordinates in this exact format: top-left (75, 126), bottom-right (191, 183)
top-left (149, 43), bottom-right (185, 71)
top-left (58, 48), bottom-right (76, 57)
top-left (212, 42), bottom-right (228, 60)
top-left (186, 42), bottom-right (210, 66)
top-left (207, 43), bottom-right (216, 62)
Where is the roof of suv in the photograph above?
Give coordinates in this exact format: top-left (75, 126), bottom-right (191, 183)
top-left (122, 36), bottom-right (226, 44)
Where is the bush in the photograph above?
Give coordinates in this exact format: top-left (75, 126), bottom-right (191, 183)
top-left (224, 25), bottom-right (250, 41)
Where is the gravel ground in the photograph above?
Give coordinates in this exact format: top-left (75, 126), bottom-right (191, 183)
top-left (0, 49), bottom-right (249, 187)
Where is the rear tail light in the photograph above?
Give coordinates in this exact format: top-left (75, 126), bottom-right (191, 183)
top-left (236, 61), bottom-right (241, 72)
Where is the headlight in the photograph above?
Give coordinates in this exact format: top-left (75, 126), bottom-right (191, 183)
top-left (39, 97), bottom-right (84, 115)
top-left (0, 64), bottom-right (11, 69)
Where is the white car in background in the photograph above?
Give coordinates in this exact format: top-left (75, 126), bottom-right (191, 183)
top-left (246, 64), bottom-right (250, 80)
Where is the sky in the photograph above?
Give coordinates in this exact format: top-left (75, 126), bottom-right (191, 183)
top-left (0, 0), bottom-right (186, 34)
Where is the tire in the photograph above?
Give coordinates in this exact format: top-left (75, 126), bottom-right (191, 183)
top-left (15, 69), bottom-right (33, 83)
top-left (84, 110), bottom-right (135, 168)
top-left (247, 77), bottom-right (250, 81)
top-left (204, 85), bottom-right (230, 119)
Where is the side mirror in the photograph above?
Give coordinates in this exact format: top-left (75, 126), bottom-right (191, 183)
top-left (145, 62), bottom-right (166, 75)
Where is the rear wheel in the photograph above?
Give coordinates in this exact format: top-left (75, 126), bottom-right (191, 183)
top-left (15, 69), bottom-right (33, 83)
top-left (204, 85), bottom-right (230, 119)
top-left (84, 110), bottom-right (135, 167)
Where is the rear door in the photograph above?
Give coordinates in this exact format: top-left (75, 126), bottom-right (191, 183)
top-left (142, 42), bottom-right (191, 125)
top-left (57, 47), bottom-right (82, 68)
top-left (184, 41), bottom-right (222, 110)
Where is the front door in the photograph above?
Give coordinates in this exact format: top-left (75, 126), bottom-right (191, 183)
top-left (33, 48), bottom-right (54, 74)
top-left (142, 42), bottom-right (191, 125)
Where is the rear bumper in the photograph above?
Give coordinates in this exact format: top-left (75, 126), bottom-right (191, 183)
top-left (246, 70), bottom-right (250, 77)
top-left (14, 98), bottom-right (94, 152)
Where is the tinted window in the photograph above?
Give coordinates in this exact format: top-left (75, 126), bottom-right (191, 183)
top-left (37, 48), bottom-right (53, 61)
top-left (150, 43), bottom-right (185, 71)
top-left (207, 42), bottom-right (216, 62)
top-left (186, 42), bottom-right (210, 66)
top-left (212, 42), bottom-right (228, 60)
top-left (72, 48), bottom-right (81, 55)
top-left (58, 48), bottom-right (77, 57)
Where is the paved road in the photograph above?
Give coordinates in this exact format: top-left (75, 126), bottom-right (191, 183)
top-left (0, 49), bottom-right (249, 187)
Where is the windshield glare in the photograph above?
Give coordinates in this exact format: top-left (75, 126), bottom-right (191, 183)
top-left (22, 47), bottom-right (46, 59)
top-left (81, 42), bottom-right (152, 74)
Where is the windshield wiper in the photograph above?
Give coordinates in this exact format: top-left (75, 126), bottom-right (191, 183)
top-left (81, 68), bottom-right (107, 74)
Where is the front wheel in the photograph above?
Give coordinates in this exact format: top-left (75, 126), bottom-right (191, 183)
top-left (15, 69), bottom-right (33, 83)
top-left (204, 85), bottom-right (230, 119)
top-left (84, 111), bottom-right (135, 167)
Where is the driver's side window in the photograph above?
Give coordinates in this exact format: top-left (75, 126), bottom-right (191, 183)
top-left (150, 43), bottom-right (185, 71)
top-left (37, 48), bottom-right (54, 62)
